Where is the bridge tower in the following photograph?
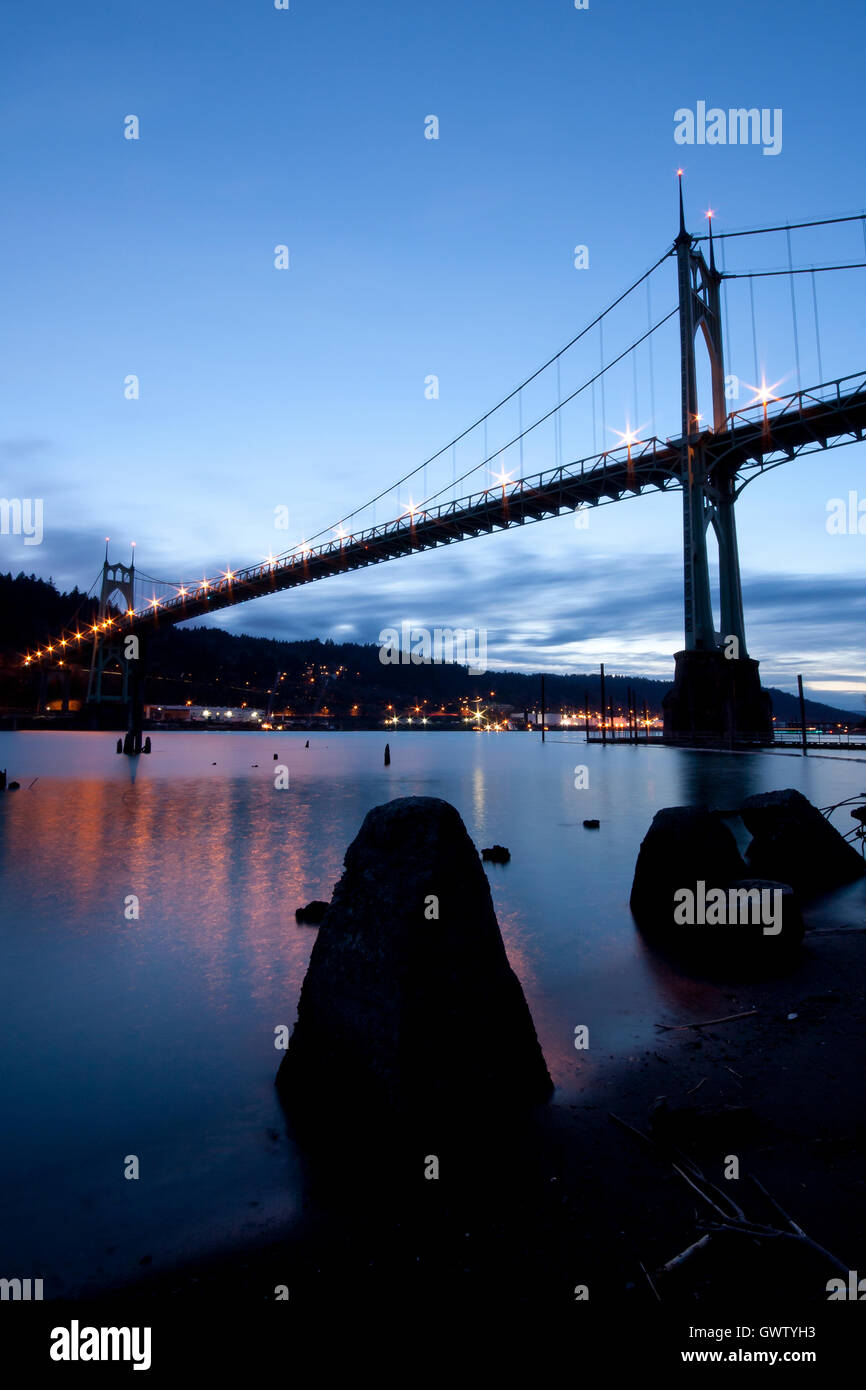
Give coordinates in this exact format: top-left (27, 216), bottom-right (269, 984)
top-left (663, 176), bottom-right (773, 743)
top-left (86, 546), bottom-right (146, 750)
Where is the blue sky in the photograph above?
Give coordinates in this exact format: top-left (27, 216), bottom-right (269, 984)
top-left (1, 0), bottom-right (864, 708)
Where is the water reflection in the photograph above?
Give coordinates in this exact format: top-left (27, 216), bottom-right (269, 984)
top-left (0, 729), bottom-right (863, 1294)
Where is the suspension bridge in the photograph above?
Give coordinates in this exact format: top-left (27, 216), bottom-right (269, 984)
top-left (24, 181), bottom-right (866, 749)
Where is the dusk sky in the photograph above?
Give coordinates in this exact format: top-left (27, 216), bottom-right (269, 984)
top-left (1, 0), bottom-right (864, 707)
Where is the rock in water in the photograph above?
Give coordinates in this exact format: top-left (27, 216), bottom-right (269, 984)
top-left (295, 900), bottom-right (329, 926)
top-left (740, 788), bottom-right (865, 897)
top-left (630, 805), bottom-right (748, 932)
top-left (277, 796), bottom-right (552, 1120)
top-left (630, 805), bottom-right (808, 964)
top-left (481, 844), bottom-right (510, 863)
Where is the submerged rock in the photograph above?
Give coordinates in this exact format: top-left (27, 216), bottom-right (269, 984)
top-left (724, 879), bottom-right (805, 948)
top-left (629, 806), bottom-right (805, 962)
top-left (481, 844), bottom-right (510, 863)
top-left (277, 797), bottom-right (552, 1120)
top-left (295, 900), bottom-right (329, 926)
top-left (740, 788), bottom-right (865, 898)
top-left (630, 805), bottom-right (748, 932)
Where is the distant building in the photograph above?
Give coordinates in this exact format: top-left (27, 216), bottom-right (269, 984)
top-left (144, 704), bottom-right (264, 724)
top-left (526, 710), bottom-right (572, 728)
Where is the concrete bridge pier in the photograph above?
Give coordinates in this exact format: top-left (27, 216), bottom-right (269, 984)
top-left (663, 649), bottom-right (773, 745)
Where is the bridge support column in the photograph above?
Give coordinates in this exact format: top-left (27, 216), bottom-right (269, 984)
top-left (36, 666), bottom-right (49, 715)
top-left (664, 179), bottom-right (773, 744)
top-left (712, 484), bottom-right (747, 657)
top-left (122, 644), bottom-right (145, 755)
top-left (86, 548), bottom-right (150, 750)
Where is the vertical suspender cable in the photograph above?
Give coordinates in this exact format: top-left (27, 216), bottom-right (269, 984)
top-left (599, 319), bottom-right (606, 448)
top-left (786, 226), bottom-right (801, 390)
top-left (556, 356), bottom-right (563, 468)
top-left (811, 270), bottom-right (824, 384)
top-left (647, 277), bottom-right (656, 430)
top-left (720, 236), bottom-right (733, 386)
top-left (749, 277), bottom-right (759, 386)
top-left (518, 386), bottom-right (524, 474)
top-left (632, 351), bottom-right (639, 433)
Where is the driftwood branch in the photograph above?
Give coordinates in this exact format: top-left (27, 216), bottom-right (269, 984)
top-left (748, 1176), bottom-right (849, 1276)
top-left (608, 1113), bottom-right (744, 1221)
top-left (658, 1234), bottom-right (711, 1274)
top-left (639, 1259), bottom-right (662, 1301)
top-left (610, 1114), bottom-right (849, 1284)
top-left (655, 1010), bottom-right (758, 1032)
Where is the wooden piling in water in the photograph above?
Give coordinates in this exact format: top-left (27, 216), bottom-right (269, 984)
top-left (798, 674), bottom-right (808, 756)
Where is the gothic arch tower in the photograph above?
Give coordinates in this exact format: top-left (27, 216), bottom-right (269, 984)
top-left (663, 177), bottom-right (773, 743)
top-left (86, 548), bottom-right (136, 706)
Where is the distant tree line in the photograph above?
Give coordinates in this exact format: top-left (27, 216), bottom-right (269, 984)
top-left (0, 572), bottom-right (861, 727)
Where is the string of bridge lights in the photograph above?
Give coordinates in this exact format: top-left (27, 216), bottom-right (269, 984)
top-left (19, 370), bottom-right (795, 670)
top-left (24, 202), bottom-right (864, 670)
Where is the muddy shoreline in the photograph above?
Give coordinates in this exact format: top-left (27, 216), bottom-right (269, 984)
top-left (84, 916), bottom-right (865, 1315)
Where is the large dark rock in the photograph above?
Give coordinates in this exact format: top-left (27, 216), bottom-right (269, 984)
top-left (630, 808), bottom-right (805, 964)
top-left (277, 797), bottom-right (552, 1121)
top-left (630, 805), bottom-right (748, 932)
top-left (741, 788), bottom-right (866, 898)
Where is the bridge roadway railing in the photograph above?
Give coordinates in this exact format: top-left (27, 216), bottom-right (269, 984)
top-left (706, 371), bottom-right (866, 479)
top-left (132, 372), bottom-right (865, 631)
top-left (23, 373), bottom-right (866, 664)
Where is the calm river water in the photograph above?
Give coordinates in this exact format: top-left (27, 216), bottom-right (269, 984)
top-left (1, 730), bottom-right (863, 1295)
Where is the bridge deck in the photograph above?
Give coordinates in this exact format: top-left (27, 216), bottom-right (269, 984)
top-left (25, 373), bottom-right (866, 661)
